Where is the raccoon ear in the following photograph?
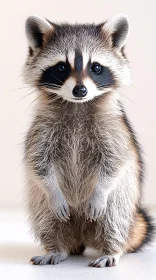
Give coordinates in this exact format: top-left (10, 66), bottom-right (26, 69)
top-left (103, 14), bottom-right (130, 49)
top-left (25, 16), bottom-right (53, 51)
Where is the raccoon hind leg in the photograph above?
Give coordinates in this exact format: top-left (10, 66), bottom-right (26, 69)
top-left (88, 253), bottom-right (122, 268)
top-left (30, 251), bottom-right (68, 265)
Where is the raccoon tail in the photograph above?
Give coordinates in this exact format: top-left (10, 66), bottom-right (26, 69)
top-left (126, 207), bottom-right (155, 253)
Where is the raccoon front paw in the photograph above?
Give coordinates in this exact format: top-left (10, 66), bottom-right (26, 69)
top-left (49, 195), bottom-right (70, 222)
top-left (84, 195), bottom-right (107, 221)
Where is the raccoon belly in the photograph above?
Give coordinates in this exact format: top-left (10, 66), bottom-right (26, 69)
top-left (56, 154), bottom-right (99, 207)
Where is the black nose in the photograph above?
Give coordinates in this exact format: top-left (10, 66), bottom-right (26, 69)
top-left (72, 85), bottom-right (87, 98)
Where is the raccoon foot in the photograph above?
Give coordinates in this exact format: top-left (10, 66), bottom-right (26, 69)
top-left (85, 192), bottom-right (107, 221)
top-left (30, 251), bottom-right (68, 265)
top-left (49, 193), bottom-right (70, 221)
top-left (88, 254), bottom-right (121, 268)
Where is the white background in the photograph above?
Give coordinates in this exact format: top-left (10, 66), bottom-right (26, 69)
top-left (0, 0), bottom-right (156, 209)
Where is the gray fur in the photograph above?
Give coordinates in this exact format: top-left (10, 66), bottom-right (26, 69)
top-left (30, 251), bottom-right (68, 265)
top-left (88, 253), bottom-right (121, 267)
top-left (24, 96), bottom-right (140, 257)
top-left (23, 15), bottom-right (148, 267)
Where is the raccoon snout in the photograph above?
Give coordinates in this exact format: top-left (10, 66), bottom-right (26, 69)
top-left (72, 85), bottom-right (87, 98)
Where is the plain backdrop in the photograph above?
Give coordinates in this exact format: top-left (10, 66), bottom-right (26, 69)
top-left (0, 0), bottom-right (156, 210)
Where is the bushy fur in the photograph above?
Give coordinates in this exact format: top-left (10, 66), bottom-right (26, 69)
top-left (23, 15), bottom-right (155, 268)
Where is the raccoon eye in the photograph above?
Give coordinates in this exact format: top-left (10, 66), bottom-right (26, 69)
top-left (91, 63), bottom-right (102, 74)
top-left (57, 63), bottom-right (66, 72)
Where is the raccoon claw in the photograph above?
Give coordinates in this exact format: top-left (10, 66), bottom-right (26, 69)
top-left (85, 197), bottom-right (107, 221)
top-left (55, 204), bottom-right (70, 221)
top-left (88, 254), bottom-right (121, 268)
top-left (85, 206), bottom-right (106, 221)
top-left (30, 251), bottom-right (68, 265)
top-left (49, 197), bottom-right (70, 221)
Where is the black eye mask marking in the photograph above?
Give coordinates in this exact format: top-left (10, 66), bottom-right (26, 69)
top-left (88, 62), bottom-right (114, 88)
top-left (40, 62), bottom-right (71, 88)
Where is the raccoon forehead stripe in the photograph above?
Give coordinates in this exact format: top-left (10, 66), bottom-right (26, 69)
top-left (74, 51), bottom-right (83, 73)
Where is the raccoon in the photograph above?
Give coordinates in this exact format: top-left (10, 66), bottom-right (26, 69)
top-left (23, 14), bottom-right (155, 267)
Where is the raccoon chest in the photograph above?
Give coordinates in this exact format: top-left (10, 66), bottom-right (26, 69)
top-left (59, 130), bottom-right (100, 172)
top-left (55, 129), bottom-right (101, 205)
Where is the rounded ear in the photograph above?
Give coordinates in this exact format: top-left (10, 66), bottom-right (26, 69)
top-left (102, 14), bottom-right (130, 50)
top-left (25, 16), bottom-right (53, 50)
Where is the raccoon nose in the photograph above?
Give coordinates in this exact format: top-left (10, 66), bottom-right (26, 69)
top-left (72, 85), bottom-right (87, 98)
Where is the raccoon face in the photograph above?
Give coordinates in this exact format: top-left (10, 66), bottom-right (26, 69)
top-left (24, 14), bottom-right (131, 102)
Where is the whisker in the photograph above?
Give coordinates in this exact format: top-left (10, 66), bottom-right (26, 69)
top-left (97, 84), bottom-right (113, 89)
top-left (40, 83), bottom-right (61, 89)
top-left (24, 96), bottom-right (39, 112)
top-left (41, 84), bottom-right (72, 96)
top-left (49, 73), bottom-right (64, 85)
top-left (47, 74), bottom-right (77, 93)
top-left (10, 74), bottom-right (23, 86)
top-left (18, 88), bottom-right (37, 102)
top-left (131, 84), bottom-right (143, 95)
top-left (39, 73), bottom-right (74, 93)
top-left (9, 86), bottom-right (31, 92)
top-left (115, 89), bottom-right (136, 105)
